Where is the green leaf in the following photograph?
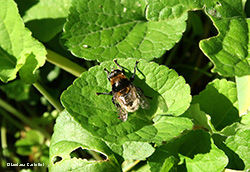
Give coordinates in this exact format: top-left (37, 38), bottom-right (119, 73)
top-left (146, 0), bottom-right (250, 77)
top-left (200, 1), bottom-right (250, 77)
top-left (49, 111), bottom-right (121, 172)
top-left (23, 0), bottom-right (72, 42)
top-left (236, 75), bottom-right (250, 116)
top-left (182, 103), bottom-right (215, 132)
top-left (122, 141), bottom-right (155, 160)
top-left (148, 130), bottom-right (225, 172)
top-left (134, 163), bottom-right (151, 172)
top-left (220, 122), bottom-right (248, 137)
top-left (63, 0), bottom-right (187, 62)
top-left (0, 0), bottom-right (46, 83)
top-left (212, 133), bottom-right (245, 170)
top-left (241, 111), bottom-right (250, 125)
top-left (15, 130), bottom-right (44, 156)
top-left (128, 116), bottom-right (193, 143)
top-left (225, 128), bottom-right (250, 170)
top-left (192, 79), bottom-right (240, 131)
top-left (185, 144), bottom-right (228, 172)
top-left (148, 152), bottom-right (177, 172)
top-left (61, 58), bottom-right (191, 144)
top-left (146, 0), bottom-right (203, 21)
top-left (0, 80), bottom-right (31, 101)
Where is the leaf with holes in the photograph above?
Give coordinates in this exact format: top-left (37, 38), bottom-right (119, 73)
top-left (192, 79), bottom-right (239, 131)
top-left (49, 111), bottom-right (121, 172)
top-left (0, 0), bottom-right (46, 83)
top-left (61, 58), bottom-right (191, 144)
top-left (63, 0), bottom-right (187, 62)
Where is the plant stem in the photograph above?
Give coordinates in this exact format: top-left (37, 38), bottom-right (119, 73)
top-left (123, 160), bottom-right (141, 172)
top-left (0, 98), bottom-right (50, 138)
top-left (0, 108), bottom-right (25, 130)
top-left (46, 49), bottom-right (86, 77)
top-left (33, 82), bottom-right (64, 112)
top-left (1, 120), bottom-right (7, 150)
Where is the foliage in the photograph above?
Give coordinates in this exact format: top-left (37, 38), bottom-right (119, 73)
top-left (0, 0), bottom-right (250, 172)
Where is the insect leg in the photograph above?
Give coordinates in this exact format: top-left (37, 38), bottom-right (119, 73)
top-left (103, 68), bottom-right (110, 80)
top-left (95, 91), bottom-right (112, 96)
top-left (130, 61), bottom-right (139, 82)
top-left (112, 97), bottom-right (119, 107)
top-left (114, 59), bottom-right (125, 73)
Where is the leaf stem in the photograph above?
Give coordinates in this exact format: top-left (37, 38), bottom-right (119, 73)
top-left (46, 49), bottom-right (86, 77)
top-left (123, 160), bottom-right (141, 172)
top-left (0, 98), bottom-right (50, 138)
top-left (33, 82), bottom-right (64, 112)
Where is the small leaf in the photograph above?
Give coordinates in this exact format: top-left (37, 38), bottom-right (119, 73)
top-left (49, 111), bottom-right (121, 172)
top-left (0, 80), bottom-right (31, 101)
top-left (122, 141), bottom-right (155, 160)
top-left (0, 0), bottom-right (46, 83)
top-left (148, 152), bottom-right (177, 172)
top-left (61, 58), bottom-right (191, 144)
top-left (23, 0), bottom-right (72, 42)
top-left (185, 144), bottom-right (228, 172)
top-left (225, 128), bottom-right (250, 170)
top-left (63, 0), bottom-right (187, 61)
top-left (15, 130), bottom-right (44, 156)
top-left (192, 79), bottom-right (240, 131)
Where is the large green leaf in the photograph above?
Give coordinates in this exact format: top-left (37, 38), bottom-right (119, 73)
top-left (49, 111), bottom-right (121, 172)
top-left (63, 0), bottom-right (187, 62)
top-left (22, 0), bottom-right (72, 42)
top-left (192, 79), bottom-right (240, 131)
top-left (61, 58), bottom-right (191, 144)
top-left (0, 0), bottom-right (46, 83)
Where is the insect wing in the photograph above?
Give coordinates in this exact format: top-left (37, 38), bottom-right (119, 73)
top-left (135, 86), bottom-right (150, 109)
top-left (116, 105), bottom-right (128, 122)
top-left (113, 93), bottom-right (128, 122)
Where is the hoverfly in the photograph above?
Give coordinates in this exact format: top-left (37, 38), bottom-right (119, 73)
top-left (96, 60), bottom-right (150, 122)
